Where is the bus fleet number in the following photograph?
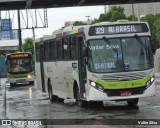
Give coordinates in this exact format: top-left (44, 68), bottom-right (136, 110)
top-left (95, 27), bottom-right (104, 35)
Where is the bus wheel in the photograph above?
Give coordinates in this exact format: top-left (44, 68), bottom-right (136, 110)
top-left (48, 81), bottom-right (57, 102)
top-left (89, 101), bottom-right (104, 108)
top-left (127, 98), bottom-right (139, 106)
top-left (10, 83), bottom-right (14, 88)
top-left (75, 86), bottom-right (88, 108)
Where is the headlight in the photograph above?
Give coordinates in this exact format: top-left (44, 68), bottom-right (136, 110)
top-left (28, 75), bottom-right (31, 78)
top-left (146, 81), bottom-right (151, 88)
top-left (90, 81), bottom-right (96, 87)
top-left (146, 76), bottom-right (155, 89)
top-left (151, 77), bottom-right (155, 83)
top-left (89, 80), bottom-right (104, 92)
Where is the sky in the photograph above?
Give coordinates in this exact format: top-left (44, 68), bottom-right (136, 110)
top-left (21, 6), bottom-right (105, 39)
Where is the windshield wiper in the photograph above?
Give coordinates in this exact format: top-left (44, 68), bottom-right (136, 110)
top-left (102, 36), bottom-right (117, 52)
top-left (134, 34), bottom-right (146, 48)
top-left (102, 36), bottom-right (110, 45)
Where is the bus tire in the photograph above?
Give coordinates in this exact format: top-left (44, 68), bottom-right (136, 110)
top-left (48, 81), bottom-right (57, 102)
top-left (75, 86), bottom-right (88, 108)
top-left (127, 98), bottom-right (139, 106)
top-left (10, 83), bottom-right (14, 88)
top-left (89, 101), bottom-right (104, 108)
top-left (29, 81), bottom-right (34, 85)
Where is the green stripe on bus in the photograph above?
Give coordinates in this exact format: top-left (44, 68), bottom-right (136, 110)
top-left (96, 76), bottom-right (150, 90)
top-left (8, 72), bottom-right (33, 78)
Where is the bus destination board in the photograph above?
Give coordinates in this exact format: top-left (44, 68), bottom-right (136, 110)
top-left (89, 23), bottom-right (149, 36)
top-left (10, 53), bottom-right (29, 58)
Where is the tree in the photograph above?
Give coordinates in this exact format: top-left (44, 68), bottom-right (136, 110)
top-left (22, 37), bottom-right (34, 54)
top-left (93, 18), bottom-right (100, 23)
top-left (98, 6), bottom-right (126, 22)
top-left (111, 6), bottom-right (124, 13)
top-left (73, 21), bottom-right (87, 26)
top-left (155, 19), bottom-right (160, 44)
top-left (110, 11), bottom-right (126, 22)
top-left (127, 15), bottom-right (138, 21)
top-left (99, 12), bottom-right (112, 22)
top-left (141, 14), bottom-right (160, 45)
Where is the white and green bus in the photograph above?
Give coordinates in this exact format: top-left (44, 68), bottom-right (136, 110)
top-left (6, 52), bottom-right (35, 87)
top-left (35, 21), bottom-right (155, 107)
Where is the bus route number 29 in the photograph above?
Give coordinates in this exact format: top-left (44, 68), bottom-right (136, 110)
top-left (95, 27), bottom-right (104, 35)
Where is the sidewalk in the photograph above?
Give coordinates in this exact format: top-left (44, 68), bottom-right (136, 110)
top-left (0, 78), bottom-right (8, 119)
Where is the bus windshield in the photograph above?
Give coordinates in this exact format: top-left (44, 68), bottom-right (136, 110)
top-left (87, 36), bottom-right (154, 73)
top-left (6, 58), bottom-right (33, 73)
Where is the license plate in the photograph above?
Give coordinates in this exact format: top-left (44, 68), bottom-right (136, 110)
top-left (16, 79), bottom-right (26, 82)
top-left (120, 91), bottom-right (132, 96)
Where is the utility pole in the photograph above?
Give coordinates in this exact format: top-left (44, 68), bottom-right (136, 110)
top-left (32, 27), bottom-right (36, 62)
top-left (85, 16), bottom-right (91, 25)
top-left (17, 9), bottom-right (23, 52)
top-left (137, 4), bottom-right (140, 22)
top-left (104, 5), bottom-right (107, 14)
top-left (132, 4), bottom-right (135, 21)
top-left (32, 27), bottom-right (36, 75)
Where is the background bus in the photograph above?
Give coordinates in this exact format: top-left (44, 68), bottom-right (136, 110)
top-left (5, 52), bottom-right (35, 87)
top-left (35, 21), bottom-right (155, 107)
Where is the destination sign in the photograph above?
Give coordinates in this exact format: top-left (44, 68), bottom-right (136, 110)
top-left (89, 23), bottom-right (149, 36)
top-left (10, 53), bottom-right (29, 58)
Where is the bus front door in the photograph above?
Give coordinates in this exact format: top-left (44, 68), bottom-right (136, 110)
top-left (78, 37), bottom-right (86, 98)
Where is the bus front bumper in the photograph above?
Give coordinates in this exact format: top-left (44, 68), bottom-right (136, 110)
top-left (88, 82), bottom-right (155, 101)
top-left (8, 76), bottom-right (34, 84)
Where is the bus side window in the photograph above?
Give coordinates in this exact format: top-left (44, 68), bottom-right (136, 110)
top-left (63, 38), bottom-right (69, 60)
top-left (70, 36), bottom-right (77, 60)
top-left (56, 39), bottom-right (63, 60)
top-left (44, 41), bottom-right (50, 61)
top-left (50, 40), bottom-right (56, 61)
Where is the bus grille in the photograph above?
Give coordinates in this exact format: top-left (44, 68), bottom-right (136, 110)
top-left (102, 72), bottom-right (147, 81)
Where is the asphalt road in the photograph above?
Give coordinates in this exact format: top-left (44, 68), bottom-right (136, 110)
top-left (0, 73), bottom-right (160, 128)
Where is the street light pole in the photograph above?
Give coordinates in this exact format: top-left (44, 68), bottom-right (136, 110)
top-left (18, 9), bottom-right (23, 52)
top-left (85, 16), bottom-right (91, 25)
top-left (137, 4), bottom-right (140, 22)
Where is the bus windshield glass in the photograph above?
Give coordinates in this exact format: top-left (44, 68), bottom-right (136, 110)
top-left (87, 36), bottom-right (154, 73)
top-left (6, 58), bottom-right (33, 73)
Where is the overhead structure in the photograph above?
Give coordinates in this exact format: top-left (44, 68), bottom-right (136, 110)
top-left (0, 0), bottom-right (160, 10)
top-left (0, 0), bottom-right (159, 52)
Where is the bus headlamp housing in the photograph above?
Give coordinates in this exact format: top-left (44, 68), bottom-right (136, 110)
top-left (27, 72), bottom-right (34, 78)
top-left (28, 74), bottom-right (31, 78)
top-left (89, 80), bottom-right (104, 92)
top-left (146, 76), bottom-right (155, 89)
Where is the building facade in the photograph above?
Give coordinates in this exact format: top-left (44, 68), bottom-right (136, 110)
top-left (0, 19), bottom-right (18, 40)
top-left (0, 19), bottom-right (19, 56)
top-left (108, 2), bottom-right (160, 17)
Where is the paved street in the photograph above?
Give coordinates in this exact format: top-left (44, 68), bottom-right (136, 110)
top-left (0, 72), bottom-right (160, 128)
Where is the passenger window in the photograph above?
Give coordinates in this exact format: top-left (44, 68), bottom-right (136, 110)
top-left (63, 38), bottom-right (69, 60)
top-left (50, 40), bottom-right (56, 61)
top-left (44, 41), bottom-right (50, 61)
top-left (70, 36), bottom-right (77, 60)
top-left (56, 39), bottom-right (62, 60)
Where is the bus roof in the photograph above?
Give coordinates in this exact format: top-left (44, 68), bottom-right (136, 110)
top-left (93, 21), bottom-right (148, 26)
top-left (6, 52), bottom-right (32, 56)
top-left (35, 21), bottom-right (149, 41)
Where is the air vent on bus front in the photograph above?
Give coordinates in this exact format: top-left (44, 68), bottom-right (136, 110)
top-left (102, 72), bottom-right (147, 81)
